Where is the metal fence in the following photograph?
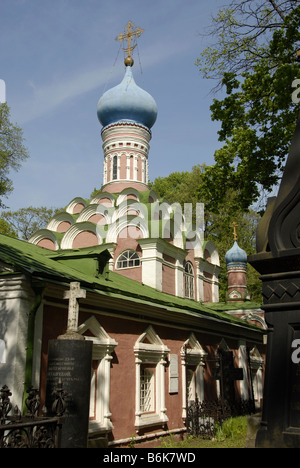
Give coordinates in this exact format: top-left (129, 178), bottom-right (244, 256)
top-left (0, 380), bottom-right (66, 448)
top-left (186, 395), bottom-right (254, 439)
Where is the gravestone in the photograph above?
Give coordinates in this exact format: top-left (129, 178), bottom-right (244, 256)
top-left (46, 339), bottom-right (92, 448)
top-left (248, 112), bottom-right (300, 447)
top-left (45, 282), bottom-right (92, 448)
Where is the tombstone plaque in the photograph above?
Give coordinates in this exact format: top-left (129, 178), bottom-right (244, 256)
top-left (46, 339), bottom-right (92, 448)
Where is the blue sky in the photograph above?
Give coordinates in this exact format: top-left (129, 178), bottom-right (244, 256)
top-left (1, 0), bottom-right (226, 211)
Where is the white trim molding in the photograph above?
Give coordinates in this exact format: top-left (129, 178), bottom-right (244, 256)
top-left (134, 326), bottom-right (169, 432)
top-left (77, 316), bottom-right (118, 434)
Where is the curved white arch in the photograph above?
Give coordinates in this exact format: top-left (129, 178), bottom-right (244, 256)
top-left (65, 197), bottom-right (88, 214)
top-left (148, 190), bottom-right (159, 203)
top-left (47, 212), bottom-right (75, 231)
top-left (28, 229), bottom-right (60, 250)
top-left (111, 199), bottom-right (147, 223)
top-left (105, 215), bottom-right (149, 243)
top-left (203, 240), bottom-right (220, 266)
top-left (76, 204), bottom-right (112, 224)
top-left (185, 230), bottom-right (204, 254)
top-left (241, 312), bottom-right (267, 330)
top-left (60, 222), bottom-right (103, 249)
top-left (90, 192), bottom-right (115, 207)
top-left (116, 187), bottom-right (140, 205)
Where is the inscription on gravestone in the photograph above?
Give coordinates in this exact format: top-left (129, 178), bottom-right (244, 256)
top-left (46, 339), bottom-right (93, 448)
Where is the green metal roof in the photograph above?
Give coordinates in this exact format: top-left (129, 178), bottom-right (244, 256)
top-left (0, 233), bottom-right (263, 333)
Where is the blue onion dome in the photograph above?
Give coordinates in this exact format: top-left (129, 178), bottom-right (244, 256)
top-left (97, 66), bottom-right (157, 130)
top-left (225, 241), bottom-right (247, 266)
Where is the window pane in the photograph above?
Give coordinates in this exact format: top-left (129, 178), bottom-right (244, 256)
top-left (140, 368), bottom-right (153, 412)
top-left (113, 155), bottom-right (118, 180)
top-left (184, 262), bottom-right (194, 299)
top-left (116, 250), bottom-right (141, 269)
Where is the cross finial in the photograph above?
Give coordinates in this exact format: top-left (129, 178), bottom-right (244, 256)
top-left (116, 20), bottom-right (144, 67)
top-left (231, 221), bottom-right (239, 242)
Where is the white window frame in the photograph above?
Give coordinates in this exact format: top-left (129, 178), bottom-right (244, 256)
top-left (181, 333), bottom-right (207, 420)
top-left (187, 368), bottom-right (196, 402)
top-left (184, 261), bottom-right (195, 299)
top-left (249, 346), bottom-right (264, 408)
top-left (77, 316), bottom-right (118, 434)
top-left (116, 249), bottom-right (141, 269)
top-left (140, 367), bottom-right (155, 413)
top-left (134, 326), bottom-right (169, 432)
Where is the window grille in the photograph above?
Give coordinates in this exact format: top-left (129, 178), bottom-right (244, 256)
top-left (140, 368), bottom-right (154, 412)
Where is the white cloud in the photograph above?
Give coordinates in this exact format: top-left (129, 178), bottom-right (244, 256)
top-left (18, 64), bottom-right (116, 124)
top-left (16, 35), bottom-right (193, 125)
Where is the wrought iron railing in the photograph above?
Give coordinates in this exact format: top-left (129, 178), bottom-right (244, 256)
top-left (0, 379), bottom-right (66, 448)
top-left (186, 396), bottom-right (254, 439)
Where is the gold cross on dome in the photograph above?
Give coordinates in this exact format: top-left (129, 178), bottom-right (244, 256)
top-left (116, 21), bottom-right (144, 66)
top-left (231, 221), bottom-right (239, 242)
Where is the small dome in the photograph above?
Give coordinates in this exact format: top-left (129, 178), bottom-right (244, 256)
top-left (97, 66), bottom-right (157, 129)
top-left (225, 241), bottom-right (247, 266)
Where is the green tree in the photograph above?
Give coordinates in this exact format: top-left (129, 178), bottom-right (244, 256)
top-left (1, 206), bottom-right (61, 240)
top-left (197, 0), bottom-right (296, 87)
top-left (150, 168), bottom-right (262, 302)
top-left (0, 103), bottom-right (29, 207)
top-left (206, 196), bottom-right (261, 302)
top-left (0, 218), bottom-right (17, 237)
top-left (197, 2), bottom-right (300, 211)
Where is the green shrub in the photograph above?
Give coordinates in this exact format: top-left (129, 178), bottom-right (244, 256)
top-left (158, 416), bottom-right (248, 448)
top-left (216, 416), bottom-right (247, 441)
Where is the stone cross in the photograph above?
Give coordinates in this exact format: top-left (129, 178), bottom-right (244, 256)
top-left (59, 282), bottom-right (86, 340)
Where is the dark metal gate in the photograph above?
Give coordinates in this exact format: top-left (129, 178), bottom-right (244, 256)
top-left (186, 349), bottom-right (255, 438)
top-left (186, 395), bottom-right (255, 438)
top-left (186, 396), bottom-right (230, 438)
top-left (0, 380), bottom-right (66, 448)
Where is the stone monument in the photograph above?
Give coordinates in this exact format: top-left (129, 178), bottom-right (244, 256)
top-left (249, 112), bottom-right (300, 447)
top-left (45, 282), bottom-right (93, 448)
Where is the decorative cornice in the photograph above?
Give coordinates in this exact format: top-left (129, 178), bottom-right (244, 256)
top-left (101, 120), bottom-right (152, 136)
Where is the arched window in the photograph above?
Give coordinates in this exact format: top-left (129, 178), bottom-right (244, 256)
top-left (116, 250), bottom-right (141, 269)
top-left (184, 262), bottom-right (194, 299)
top-left (112, 155), bottom-right (118, 180)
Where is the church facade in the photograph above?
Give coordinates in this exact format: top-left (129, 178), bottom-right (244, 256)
top-left (0, 23), bottom-right (266, 447)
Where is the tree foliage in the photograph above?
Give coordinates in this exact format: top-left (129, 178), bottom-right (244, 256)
top-left (0, 103), bottom-right (29, 207)
top-left (197, 0), bottom-right (297, 86)
top-left (150, 167), bottom-right (262, 302)
top-left (197, 2), bottom-right (300, 212)
top-left (1, 206), bottom-right (61, 240)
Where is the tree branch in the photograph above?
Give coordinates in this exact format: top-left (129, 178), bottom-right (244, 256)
top-left (267, 0), bottom-right (286, 21)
